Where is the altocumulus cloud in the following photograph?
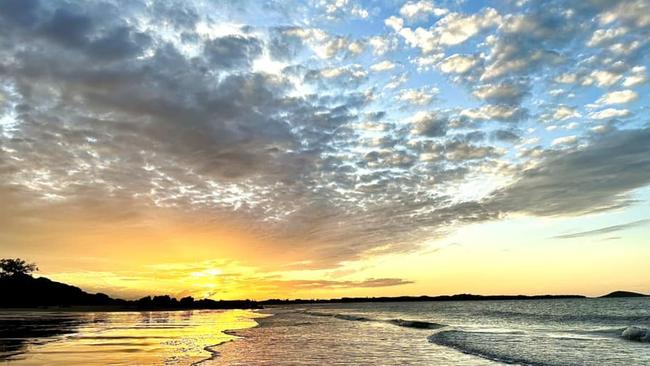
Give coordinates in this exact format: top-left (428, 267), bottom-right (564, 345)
top-left (1, 0), bottom-right (650, 271)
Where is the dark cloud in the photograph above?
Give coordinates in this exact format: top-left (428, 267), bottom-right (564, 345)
top-left (489, 127), bottom-right (650, 215)
top-left (411, 112), bottom-right (448, 137)
top-left (551, 219), bottom-right (650, 239)
top-left (204, 35), bottom-right (263, 69)
top-left (273, 277), bottom-right (414, 290)
top-left (491, 129), bottom-right (521, 143)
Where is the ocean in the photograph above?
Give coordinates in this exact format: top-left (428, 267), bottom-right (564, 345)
top-left (1, 298), bottom-right (649, 365)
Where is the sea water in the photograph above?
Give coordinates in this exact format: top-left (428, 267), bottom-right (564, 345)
top-left (213, 297), bottom-right (650, 365)
top-left (0, 309), bottom-right (262, 365)
top-left (1, 298), bottom-right (649, 365)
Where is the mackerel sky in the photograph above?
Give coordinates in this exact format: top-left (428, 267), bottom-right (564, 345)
top-left (1, 0), bottom-right (649, 298)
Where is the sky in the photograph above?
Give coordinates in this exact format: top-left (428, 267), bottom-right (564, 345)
top-left (0, 0), bottom-right (649, 300)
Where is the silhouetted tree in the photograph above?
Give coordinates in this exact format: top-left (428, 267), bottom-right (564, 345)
top-left (0, 258), bottom-right (38, 278)
top-left (180, 296), bottom-right (195, 307)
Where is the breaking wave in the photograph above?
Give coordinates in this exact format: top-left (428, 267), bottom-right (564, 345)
top-left (428, 330), bottom-right (558, 366)
top-left (387, 319), bottom-right (445, 329)
top-left (302, 311), bottom-right (444, 329)
top-left (621, 326), bottom-right (650, 343)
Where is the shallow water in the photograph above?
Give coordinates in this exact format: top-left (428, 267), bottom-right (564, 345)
top-left (1, 298), bottom-right (649, 365)
top-left (213, 298), bottom-right (650, 365)
top-left (0, 309), bottom-right (263, 365)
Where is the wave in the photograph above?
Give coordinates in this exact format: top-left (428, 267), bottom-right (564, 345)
top-left (302, 311), bottom-right (444, 330)
top-left (333, 314), bottom-right (372, 321)
top-left (478, 309), bottom-right (650, 324)
top-left (428, 330), bottom-right (556, 366)
top-left (387, 319), bottom-right (445, 329)
top-left (621, 326), bottom-right (650, 343)
top-left (429, 326), bottom-right (650, 366)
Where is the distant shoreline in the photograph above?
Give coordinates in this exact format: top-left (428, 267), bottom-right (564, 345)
top-left (2, 294), bottom-right (648, 313)
top-left (2, 274), bottom-right (646, 311)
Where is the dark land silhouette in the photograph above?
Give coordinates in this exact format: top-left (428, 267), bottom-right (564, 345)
top-left (2, 259), bottom-right (647, 310)
top-left (600, 291), bottom-right (649, 298)
top-left (0, 273), bottom-right (259, 309)
top-left (0, 272), bottom-right (603, 310)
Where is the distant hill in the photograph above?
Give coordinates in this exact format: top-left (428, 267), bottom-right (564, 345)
top-left (1, 273), bottom-right (598, 310)
top-left (0, 274), bottom-right (258, 309)
top-left (600, 291), bottom-right (648, 298)
top-left (259, 294), bottom-right (585, 305)
top-left (0, 274), bottom-right (125, 307)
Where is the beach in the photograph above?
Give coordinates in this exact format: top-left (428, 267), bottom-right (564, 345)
top-left (2, 297), bottom-right (649, 365)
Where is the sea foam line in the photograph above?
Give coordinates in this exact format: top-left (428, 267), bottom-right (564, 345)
top-left (302, 311), bottom-right (445, 329)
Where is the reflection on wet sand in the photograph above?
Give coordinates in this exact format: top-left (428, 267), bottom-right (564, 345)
top-left (0, 310), bottom-right (264, 366)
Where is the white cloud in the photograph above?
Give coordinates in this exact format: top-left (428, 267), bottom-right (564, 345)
top-left (320, 65), bottom-right (367, 79)
top-left (384, 74), bottom-right (409, 89)
top-left (385, 16), bottom-right (404, 31)
top-left (586, 27), bottom-right (628, 47)
top-left (321, 0), bottom-right (369, 19)
top-left (370, 60), bottom-right (396, 72)
top-left (386, 8), bottom-right (501, 54)
top-left (434, 8), bottom-right (501, 46)
top-left (598, 0), bottom-right (650, 28)
top-left (586, 70), bottom-right (623, 87)
top-left (552, 135), bottom-right (577, 146)
top-left (412, 53), bottom-right (444, 70)
top-left (596, 90), bottom-right (638, 105)
top-left (351, 5), bottom-right (369, 18)
top-left (368, 36), bottom-right (393, 56)
top-left (396, 87), bottom-right (439, 105)
top-left (590, 125), bottom-right (609, 134)
top-left (549, 106), bottom-right (581, 121)
top-left (399, 1), bottom-right (448, 21)
top-left (609, 40), bottom-right (641, 55)
top-left (555, 73), bottom-right (578, 84)
top-left (438, 54), bottom-right (476, 74)
top-left (460, 104), bottom-right (525, 122)
top-left (347, 41), bottom-right (364, 54)
top-left (623, 66), bottom-right (647, 87)
top-left (472, 83), bottom-right (524, 103)
top-left (588, 108), bottom-right (631, 120)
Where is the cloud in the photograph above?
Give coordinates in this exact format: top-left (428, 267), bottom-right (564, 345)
top-left (587, 70), bottom-right (623, 87)
top-left (623, 66), bottom-right (647, 87)
top-left (460, 105), bottom-right (528, 123)
top-left (368, 36), bottom-right (394, 56)
top-left (587, 27), bottom-right (628, 47)
top-left (551, 135), bottom-right (578, 146)
top-left (399, 1), bottom-right (448, 22)
top-left (438, 54), bottom-right (477, 74)
top-left (396, 87), bottom-right (438, 105)
top-left (409, 111), bottom-right (447, 137)
top-left (595, 90), bottom-right (638, 105)
top-left (204, 35), bottom-right (262, 68)
top-left (551, 219), bottom-right (650, 239)
top-left (491, 130), bottom-right (521, 143)
top-left (544, 106), bottom-right (581, 121)
top-left (2, 0), bottom-right (650, 281)
top-left (274, 277), bottom-right (414, 290)
top-left (386, 7), bottom-right (501, 54)
top-left (434, 8), bottom-right (501, 46)
top-left (588, 108), bottom-right (631, 120)
top-left (370, 60), bottom-right (396, 72)
top-left (473, 82), bottom-right (527, 105)
top-left (489, 127), bottom-right (650, 216)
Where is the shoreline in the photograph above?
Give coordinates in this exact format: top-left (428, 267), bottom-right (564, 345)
top-left (193, 310), bottom-right (275, 366)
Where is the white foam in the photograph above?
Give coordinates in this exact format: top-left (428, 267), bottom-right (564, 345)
top-left (621, 326), bottom-right (649, 342)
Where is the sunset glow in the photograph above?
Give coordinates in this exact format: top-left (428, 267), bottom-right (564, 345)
top-left (1, 0), bottom-right (650, 302)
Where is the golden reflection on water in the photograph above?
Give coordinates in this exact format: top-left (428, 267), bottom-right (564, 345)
top-left (0, 309), bottom-right (265, 366)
